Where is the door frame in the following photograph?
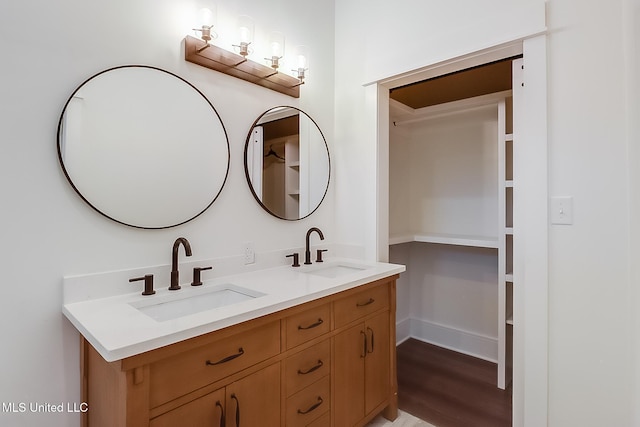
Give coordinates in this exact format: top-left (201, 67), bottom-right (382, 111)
top-left (373, 35), bottom-right (548, 427)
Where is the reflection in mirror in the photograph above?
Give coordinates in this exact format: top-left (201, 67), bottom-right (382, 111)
top-left (57, 66), bottom-right (230, 228)
top-left (244, 107), bottom-right (330, 220)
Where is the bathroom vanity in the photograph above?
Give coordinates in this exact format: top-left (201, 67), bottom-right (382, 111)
top-left (57, 64), bottom-right (400, 426)
top-left (64, 259), bottom-right (403, 427)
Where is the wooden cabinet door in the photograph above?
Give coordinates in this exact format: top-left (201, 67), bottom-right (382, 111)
top-left (333, 323), bottom-right (365, 427)
top-left (364, 311), bottom-right (390, 414)
top-left (150, 388), bottom-right (226, 427)
top-left (225, 363), bottom-right (281, 427)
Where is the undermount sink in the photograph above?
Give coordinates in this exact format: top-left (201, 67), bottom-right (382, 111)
top-left (130, 284), bottom-right (264, 322)
top-left (303, 262), bottom-right (369, 279)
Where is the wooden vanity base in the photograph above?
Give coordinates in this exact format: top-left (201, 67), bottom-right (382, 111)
top-left (80, 276), bottom-right (399, 427)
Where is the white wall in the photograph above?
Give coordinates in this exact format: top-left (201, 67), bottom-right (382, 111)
top-left (360, 0), bottom-right (545, 85)
top-left (335, 0), bottom-right (638, 426)
top-left (390, 243), bottom-right (499, 361)
top-left (545, 1), bottom-right (634, 425)
top-left (0, 1), bottom-right (334, 426)
top-left (398, 107), bottom-right (499, 238)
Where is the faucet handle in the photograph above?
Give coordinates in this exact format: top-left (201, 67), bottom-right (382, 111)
top-left (130, 274), bottom-right (155, 296)
top-left (191, 266), bottom-right (213, 286)
top-left (316, 249), bottom-right (328, 263)
top-left (286, 253), bottom-right (300, 267)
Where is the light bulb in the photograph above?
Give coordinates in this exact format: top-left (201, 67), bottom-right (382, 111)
top-left (237, 15), bottom-right (254, 44)
top-left (293, 45), bottom-right (308, 81)
top-left (269, 31), bottom-right (285, 58)
top-left (296, 46), bottom-right (308, 69)
top-left (297, 54), bottom-right (308, 69)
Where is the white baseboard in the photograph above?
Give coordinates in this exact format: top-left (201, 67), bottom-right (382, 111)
top-left (397, 317), bottom-right (498, 363)
top-left (396, 317), bottom-right (411, 345)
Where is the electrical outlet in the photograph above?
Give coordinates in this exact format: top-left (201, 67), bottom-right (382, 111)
top-left (243, 242), bottom-right (255, 264)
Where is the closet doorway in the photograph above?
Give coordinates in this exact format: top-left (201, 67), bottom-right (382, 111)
top-left (376, 37), bottom-right (548, 427)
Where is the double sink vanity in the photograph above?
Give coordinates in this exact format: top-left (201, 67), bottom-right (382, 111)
top-left (63, 237), bottom-right (404, 427)
top-left (57, 63), bottom-right (405, 426)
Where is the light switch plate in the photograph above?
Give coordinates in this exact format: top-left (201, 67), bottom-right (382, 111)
top-left (550, 196), bottom-right (573, 225)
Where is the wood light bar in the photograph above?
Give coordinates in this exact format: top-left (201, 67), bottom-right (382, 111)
top-left (184, 35), bottom-right (301, 98)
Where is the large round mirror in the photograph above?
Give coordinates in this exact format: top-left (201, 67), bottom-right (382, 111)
top-left (244, 107), bottom-right (330, 220)
top-left (57, 65), bottom-right (230, 229)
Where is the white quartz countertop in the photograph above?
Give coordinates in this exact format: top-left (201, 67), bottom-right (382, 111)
top-left (63, 258), bottom-right (405, 362)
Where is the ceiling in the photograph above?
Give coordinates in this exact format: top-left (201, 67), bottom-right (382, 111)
top-left (389, 58), bottom-right (516, 109)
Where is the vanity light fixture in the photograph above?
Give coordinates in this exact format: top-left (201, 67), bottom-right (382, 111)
top-left (184, 22), bottom-right (303, 97)
top-left (233, 15), bottom-right (254, 57)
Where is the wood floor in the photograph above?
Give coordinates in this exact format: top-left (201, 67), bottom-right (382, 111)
top-left (396, 339), bottom-right (512, 427)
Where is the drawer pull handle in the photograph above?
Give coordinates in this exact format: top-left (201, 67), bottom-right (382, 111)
top-left (356, 298), bottom-right (375, 307)
top-left (360, 330), bottom-right (367, 358)
top-left (231, 394), bottom-right (240, 427)
top-left (298, 318), bottom-right (324, 330)
top-left (215, 401), bottom-right (225, 427)
top-left (206, 348), bottom-right (245, 366)
top-left (297, 396), bottom-right (323, 415)
top-left (297, 360), bottom-right (324, 375)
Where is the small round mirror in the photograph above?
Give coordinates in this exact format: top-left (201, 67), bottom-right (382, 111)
top-left (244, 107), bottom-right (330, 220)
top-left (57, 66), bottom-right (230, 229)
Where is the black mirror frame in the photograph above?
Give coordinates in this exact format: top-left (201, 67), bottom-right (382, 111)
top-left (243, 106), bottom-right (330, 221)
top-left (56, 65), bottom-right (231, 229)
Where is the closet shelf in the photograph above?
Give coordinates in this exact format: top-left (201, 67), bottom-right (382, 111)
top-left (389, 233), bottom-right (499, 249)
top-left (505, 180), bottom-right (514, 188)
top-left (506, 273), bottom-right (514, 282)
top-left (505, 133), bottom-right (514, 142)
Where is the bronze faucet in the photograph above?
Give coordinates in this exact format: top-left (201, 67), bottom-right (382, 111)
top-left (169, 237), bottom-right (192, 290)
top-left (304, 227), bottom-right (325, 265)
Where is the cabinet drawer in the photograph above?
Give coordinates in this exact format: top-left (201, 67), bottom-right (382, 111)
top-left (285, 303), bottom-right (331, 349)
top-left (334, 283), bottom-right (389, 328)
top-left (284, 340), bottom-right (330, 397)
top-left (286, 376), bottom-right (330, 427)
top-left (149, 321), bottom-right (280, 408)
